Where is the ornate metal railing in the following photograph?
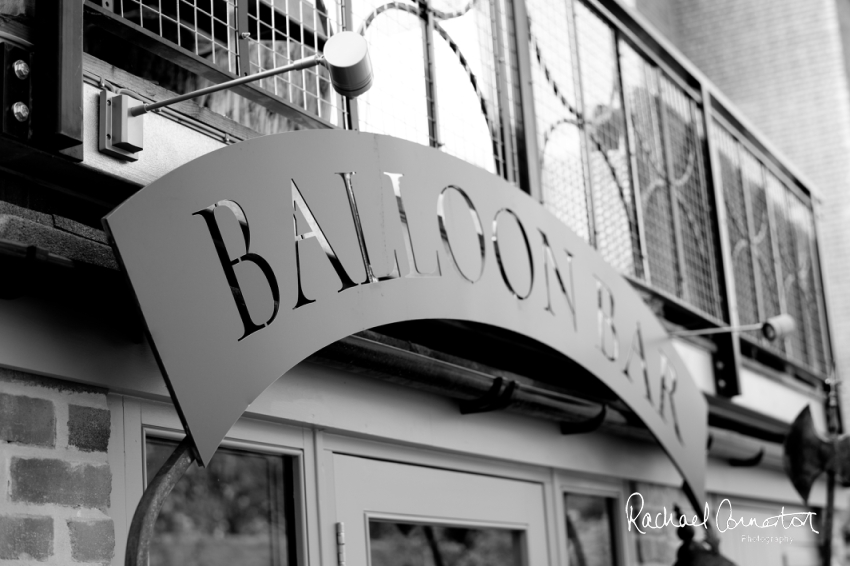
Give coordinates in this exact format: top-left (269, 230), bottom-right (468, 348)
top-left (523, 0), bottom-right (830, 381)
top-left (527, 0), bottom-right (722, 320)
top-left (82, 0), bottom-right (833, 381)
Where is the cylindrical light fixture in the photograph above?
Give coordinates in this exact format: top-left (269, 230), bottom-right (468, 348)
top-left (322, 31), bottom-right (373, 98)
top-left (761, 313), bottom-right (796, 341)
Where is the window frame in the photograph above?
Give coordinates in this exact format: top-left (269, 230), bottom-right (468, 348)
top-left (120, 397), bottom-right (312, 566)
top-left (554, 472), bottom-right (632, 566)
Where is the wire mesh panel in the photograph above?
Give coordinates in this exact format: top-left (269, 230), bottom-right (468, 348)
top-left (714, 125), bottom-right (758, 333)
top-left (351, 0), bottom-right (430, 145)
top-left (714, 121), bottom-right (830, 373)
top-left (575, 3), bottom-right (637, 276)
top-left (619, 42), bottom-right (678, 297)
top-left (244, 0), bottom-right (344, 125)
top-left (659, 78), bottom-right (720, 319)
top-left (353, 0), bottom-right (516, 177)
top-left (117, 0), bottom-right (241, 74)
top-left (114, 0), bottom-right (345, 129)
top-left (525, 0), bottom-right (590, 242)
top-left (788, 194), bottom-right (829, 373)
top-left (433, 0), bottom-right (504, 174)
top-left (773, 183), bottom-right (808, 364)
top-left (745, 165), bottom-right (783, 351)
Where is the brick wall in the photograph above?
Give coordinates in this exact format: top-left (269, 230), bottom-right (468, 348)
top-left (0, 368), bottom-right (115, 565)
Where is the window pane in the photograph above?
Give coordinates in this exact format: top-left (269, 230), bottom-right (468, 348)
top-left (433, 0), bottom-right (503, 175)
top-left (526, 0), bottom-right (590, 242)
top-left (145, 437), bottom-right (298, 566)
top-left (352, 0), bottom-right (517, 178)
top-left (564, 493), bottom-right (616, 566)
top-left (369, 520), bottom-right (523, 566)
top-left (575, 2), bottom-right (637, 277)
top-left (351, 0), bottom-right (431, 146)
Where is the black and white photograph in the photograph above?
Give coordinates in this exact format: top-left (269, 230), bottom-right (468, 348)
top-left (0, 0), bottom-right (847, 564)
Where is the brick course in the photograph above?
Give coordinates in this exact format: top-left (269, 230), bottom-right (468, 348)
top-left (1, 370), bottom-right (116, 565)
top-left (0, 392), bottom-right (55, 447)
top-left (10, 457), bottom-right (111, 510)
top-left (0, 515), bottom-right (53, 561)
top-left (68, 404), bottom-right (111, 453)
top-left (68, 519), bottom-right (115, 563)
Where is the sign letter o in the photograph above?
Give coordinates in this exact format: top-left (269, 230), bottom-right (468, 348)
top-left (437, 185), bottom-right (485, 283)
top-left (493, 208), bottom-right (534, 300)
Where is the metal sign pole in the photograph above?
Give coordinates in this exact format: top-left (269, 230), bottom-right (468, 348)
top-left (125, 437), bottom-right (196, 566)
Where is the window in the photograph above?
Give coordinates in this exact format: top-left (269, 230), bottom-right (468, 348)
top-left (564, 492), bottom-right (617, 566)
top-left (369, 521), bottom-right (524, 566)
top-left (145, 436), bottom-right (299, 566)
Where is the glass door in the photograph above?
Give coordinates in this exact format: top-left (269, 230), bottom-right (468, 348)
top-left (333, 454), bottom-right (549, 566)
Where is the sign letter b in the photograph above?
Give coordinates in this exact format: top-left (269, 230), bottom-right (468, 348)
top-left (194, 200), bottom-right (280, 341)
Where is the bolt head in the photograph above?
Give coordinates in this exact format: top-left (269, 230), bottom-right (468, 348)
top-left (13, 60), bottom-right (29, 80)
top-left (11, 102), bottom-right (29, 122)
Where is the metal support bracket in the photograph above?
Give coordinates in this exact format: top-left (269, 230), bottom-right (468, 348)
top-left (559, 404), bottom-right (607, 435)
top-left (728, 447), bottom-right (764, 468)
top-left (0, 42), bottom-right (32, 141)
top-left (99, 91), bottom-right (144, 161)
top-left (125, 437), bottom-right (196, 566)
top-left (459, 377), bottom-right (517, 414)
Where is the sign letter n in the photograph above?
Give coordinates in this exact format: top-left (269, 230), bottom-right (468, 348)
top-left (194, 200), bottom-right (281, 340)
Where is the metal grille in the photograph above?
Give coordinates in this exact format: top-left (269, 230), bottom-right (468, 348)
top-left (575, 3), bottom-right (638, 277)
top-left (244, 0), bottom-right (344, 125)
top-left (773, 183), bottom-right (808, 363)
top-left (353, 0), bottom-right (517, 178)
top-left (745, 160), bottom-right (782, 351)
top-left (713, 120), bottom-right (831, 372)
top-left (114, 0), bottom-right (345, 127)
top-left (526, 0), bottom-right (590, 242)
top-left (619, 43), bottom-right (679, 297)
top-left (434, 0), bottom-right (502, 174)
top-left (714, 126), bottom-right (759, 335)
top-left (660, 78), bottom-right (720, 319)
top-left (351, 0), bottom-right (429, 145)
top-left (787, 194), bottom-right (828, 373)
top-left (117, 0), bottom-right (240, 73)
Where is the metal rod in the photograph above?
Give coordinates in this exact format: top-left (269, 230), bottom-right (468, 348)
top-left (823, 372), bottom-right (840, 566)
top-left (130, 55), bottom-right (325, 117)
top-left (125, 436), bottom-right (196, 566)
top-left (671, 322), bottom-right (764, 338)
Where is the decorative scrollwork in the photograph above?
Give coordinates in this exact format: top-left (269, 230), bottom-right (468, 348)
top-left (529, 19), bottom-right (639, 250)
top-left (357, 0), bottom-right (499, 168)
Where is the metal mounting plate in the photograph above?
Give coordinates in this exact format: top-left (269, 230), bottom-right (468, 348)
top-left (98, 90), bottom-right (143, 161)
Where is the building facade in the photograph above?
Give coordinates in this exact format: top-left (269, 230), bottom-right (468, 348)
top-left (0, 0), bottom-right (843, 565)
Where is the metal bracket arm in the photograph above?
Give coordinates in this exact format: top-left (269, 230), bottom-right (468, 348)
top-left (131, 54), bottom-right (324, 117)
top-left (459, 377), bottom-right (517, 414)
top-left (99, 55), bottom-right (324, 161)
top-left (559, 404), bottom-right (607, 435)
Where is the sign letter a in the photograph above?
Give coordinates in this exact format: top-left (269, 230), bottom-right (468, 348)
top-left (194, 200), bottom-right (280, 340)
top-left (292, 179), bottom-right (359, 309)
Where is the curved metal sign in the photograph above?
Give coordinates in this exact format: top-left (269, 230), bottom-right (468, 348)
top-left (104, 130), bottom-right (707, 502)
